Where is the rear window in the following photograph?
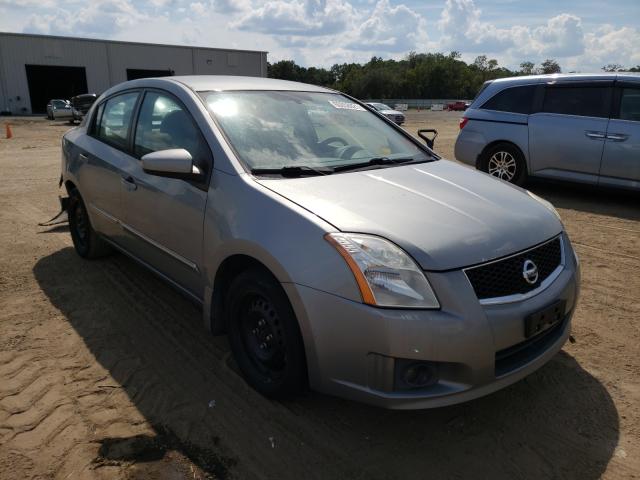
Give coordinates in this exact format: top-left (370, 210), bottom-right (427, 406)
top-left (542, 85), bottom-right (611, 118)
top-left (619, 87), bottom-right (640, 121)
top-left (481, 85), bottom-right (535, 114)
top-left (96, 92), bottom-right (139, 150)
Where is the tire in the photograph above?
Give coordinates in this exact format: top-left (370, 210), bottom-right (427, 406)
top-left (226, 268), bottom-right (307, 398)
top-left (479, 142), bottom-right (527, 186)
top-left (68, 188), bottom-right (112, 259)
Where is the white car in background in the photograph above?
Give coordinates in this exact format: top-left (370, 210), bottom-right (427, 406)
top-left (366, 102), bottom-right (405, 125)
top-left (46, 99), bottom-right (72, 120)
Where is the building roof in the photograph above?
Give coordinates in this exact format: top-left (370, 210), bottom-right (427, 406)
top-left (0, 31), bottom-right (267, 55)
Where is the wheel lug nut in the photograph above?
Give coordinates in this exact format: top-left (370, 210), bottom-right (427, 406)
top-left (258, 319), bottom-right (265, 327)
top-left (266, 334), bottom-right (273, 341)
top-left (259, 342), bottom-right (267, 349)
top-left (252, 328), bottom-right (258, 335)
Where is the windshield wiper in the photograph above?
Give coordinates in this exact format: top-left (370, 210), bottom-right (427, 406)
top-left (333, 157), bottom-right (426, 173)
top-left (250, 165), bottom-right (334, 177)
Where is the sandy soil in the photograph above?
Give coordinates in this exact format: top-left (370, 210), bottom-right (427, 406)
top-left (0, 113), bottom-right (639, 479)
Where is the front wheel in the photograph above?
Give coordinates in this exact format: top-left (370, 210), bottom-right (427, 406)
top-left (480, 143), bottom-right (527, 186)
top-left (226, 269), bottom-right (307, 398)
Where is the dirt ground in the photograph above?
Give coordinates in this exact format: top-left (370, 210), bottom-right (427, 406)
top-left (0, 111), bottom-right (639, 480)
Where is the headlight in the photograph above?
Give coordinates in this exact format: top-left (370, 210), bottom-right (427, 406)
top-left (527, 190), bottom-right (562, 221)
top-left (325, 233), bottom-right (439, 309)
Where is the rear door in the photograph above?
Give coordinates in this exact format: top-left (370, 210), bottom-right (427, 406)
top-left (118, 89), bottom-right (212, 299)
top-left (528, 81), bottom-right (613, 183)
top-left (74, 91), bottom-right (140, 239)
top-left (599, 81), bottom-right (640, 188)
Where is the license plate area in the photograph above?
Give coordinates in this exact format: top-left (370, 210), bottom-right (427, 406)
top-left (525, 300), bottom-right (566, 338)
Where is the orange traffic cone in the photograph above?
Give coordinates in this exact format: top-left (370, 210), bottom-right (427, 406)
top-left (5, 123), bottom-right (12, 139)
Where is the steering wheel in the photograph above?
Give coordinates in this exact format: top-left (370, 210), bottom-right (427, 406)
top-left (318, 137), bottom-right (349, 148)
top-left (338, 145), bottom-right (366, 159)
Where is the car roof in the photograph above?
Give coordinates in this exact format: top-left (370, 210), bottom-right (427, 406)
top-left (488, 72), bottom-right (639, 86)
top-left (167, 75), bottom-right (334, 93)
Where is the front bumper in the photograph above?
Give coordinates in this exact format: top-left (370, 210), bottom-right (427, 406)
top-left (284, 234), bottom-right (579, 409)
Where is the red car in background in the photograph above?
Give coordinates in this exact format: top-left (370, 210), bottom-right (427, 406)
top-left (447, 101), bottom-right (470, 111)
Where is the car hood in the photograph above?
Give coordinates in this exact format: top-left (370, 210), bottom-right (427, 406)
top-left (257, 160), bottom-right (563, 271)
top-left (381, 109), bottom-right (404, 116)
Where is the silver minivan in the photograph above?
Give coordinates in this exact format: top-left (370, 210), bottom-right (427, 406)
top-left (60, 76), bottom-right (579, 409)
top-left (455, 73), bottom-right (640, 190)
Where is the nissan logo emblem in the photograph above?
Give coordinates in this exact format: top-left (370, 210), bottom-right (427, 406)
top-left (522, 259), bottom-right (539, 285)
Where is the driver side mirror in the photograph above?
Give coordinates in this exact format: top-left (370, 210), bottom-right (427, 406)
top-left (141, 148), bottom-right (202, 176)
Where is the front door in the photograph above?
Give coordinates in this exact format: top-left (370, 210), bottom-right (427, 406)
top-left (119, 90), bottom-right (212, 299)
top-left (528, 82), bottom-right (612, 183)
top-left (599, 82), bottom-right (640, 188)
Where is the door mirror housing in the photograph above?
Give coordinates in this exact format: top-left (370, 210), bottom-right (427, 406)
top-left (141, 148), bottom-right (202, 176)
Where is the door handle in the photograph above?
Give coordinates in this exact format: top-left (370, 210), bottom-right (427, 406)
top-left (121, 175), bottom-right (137, 191)
top-left (606, 133), bottom-right (628, 141)
top-left (79, 153), bottom-right (88, 161)
top-left (585, 131), bottom-right (606, 140)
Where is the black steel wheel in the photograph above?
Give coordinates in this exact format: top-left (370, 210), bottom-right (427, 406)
top-left (68, 188), bottom-right (112, 259)
top-left (226, 269), bottom-right (306, 398)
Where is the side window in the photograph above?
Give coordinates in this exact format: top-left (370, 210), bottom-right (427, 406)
top-left (542, 86), bottom-right (611, 118)
top-left (134, 91), bottom-right (210, 169)
top-left (619, 88), bottom-right (640, 122)
top-left (481, 85), bottom-right (535, 114)
top-left (96, 92), bottom-right (139, 149)
top-left (90, 102), bottom-right (104, 136)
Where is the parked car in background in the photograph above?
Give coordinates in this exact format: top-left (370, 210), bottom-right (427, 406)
top-left (455, 73), bottom-right (640, 190)
top-left (446, 101), bottom-right (468, 111)
top-left (366, 102), bottom-right (405, 125)
top-left (60, 76), bottom-right (579, 409)
top-left (70, 93), bottom-right (98, 123)
top-left (46, 99), bottom-right (72, 120)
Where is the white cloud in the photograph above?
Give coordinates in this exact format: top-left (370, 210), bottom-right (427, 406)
top-left (234, 0), bottom-right (356, 36)
top-left (24, 0), bottom-right (145, 36)
top-left (347, 0), bottom-right (427, 52)
top-left (532, 14), bottom-right (584, 57)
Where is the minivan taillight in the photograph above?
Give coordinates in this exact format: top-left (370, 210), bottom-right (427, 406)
top-left (459, 117), bottom-right (469, 130)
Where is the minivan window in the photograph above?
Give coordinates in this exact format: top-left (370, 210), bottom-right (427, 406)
top-left (96, 92), bottom-right (139, 150)
top-left (542, 85), bottom-right (611, 118)
top-left (619, 88), bottom-right (640, 121)
top-left (200, 91), bottom-right (427, 171)
top-left (481, 85), bottom-right (535, 114)
top-left (134, 91), bottom-right (210, 168)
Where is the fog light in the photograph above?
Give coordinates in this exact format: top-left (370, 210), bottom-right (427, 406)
top-left (393, 360), bottom-right (439, 391)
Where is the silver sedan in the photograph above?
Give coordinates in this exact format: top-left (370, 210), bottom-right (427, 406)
top-left (46, 99), bottom-right (72, 120)
top-left (60, 76), bottom-right (579, 408)
top-left (366, 102), bottom-right (406, 125)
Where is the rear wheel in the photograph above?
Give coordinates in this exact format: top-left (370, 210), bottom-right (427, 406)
top-left (226, 269), bottom-right (307, 398)
top-left (68, 189), bottom-right (112, 259)
top-left (480, 142), bottom-right (527, 186)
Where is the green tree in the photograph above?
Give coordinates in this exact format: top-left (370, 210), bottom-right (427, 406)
top-left (519, 61), bottom-right (535, 75)
top-left (540, 59), bottom-right (562, 74)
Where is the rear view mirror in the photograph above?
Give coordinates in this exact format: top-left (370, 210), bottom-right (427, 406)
top-left (141, 148), bottom-right (201, 176)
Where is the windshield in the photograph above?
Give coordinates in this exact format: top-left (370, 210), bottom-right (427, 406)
top-left (200, 91), bottom-right (427, 172)
top-left (53, 100), bottom-right (68, 107)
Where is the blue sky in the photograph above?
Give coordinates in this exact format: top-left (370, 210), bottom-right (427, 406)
top-left (1, 0), bottom-right (639, 71)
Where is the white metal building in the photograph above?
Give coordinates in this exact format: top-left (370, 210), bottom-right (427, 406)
top-left (0, 32), bottom-right (268, 115)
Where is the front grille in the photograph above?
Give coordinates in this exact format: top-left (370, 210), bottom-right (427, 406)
top-left (465, 237), bottom-right (562, 300)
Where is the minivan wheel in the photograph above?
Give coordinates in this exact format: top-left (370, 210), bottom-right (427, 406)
top-left (226, 269), bottom-right (307, 398)
top-left (68, 189), bottom-right (112, 259)
top-left (480, 143), bottom-right (527, 186)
